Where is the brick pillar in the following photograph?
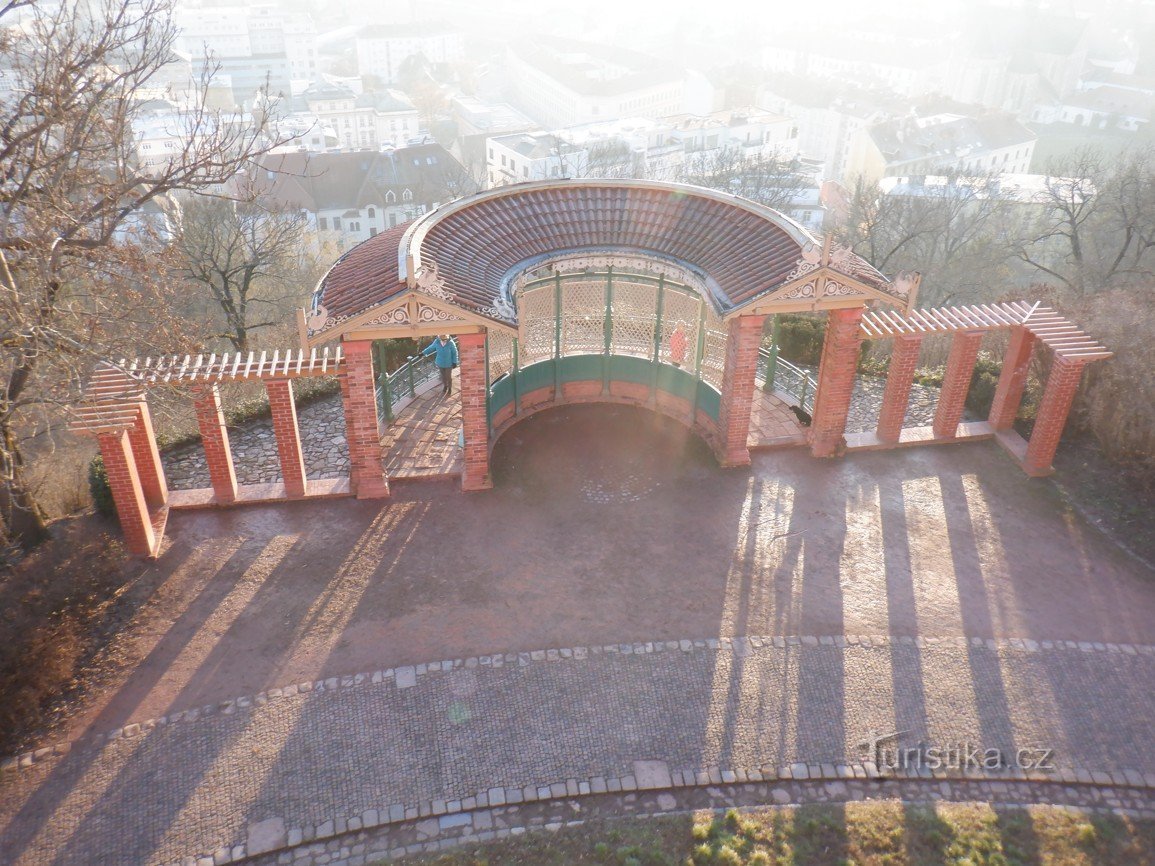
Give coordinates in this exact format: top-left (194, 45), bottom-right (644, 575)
top-left (266, 379), bottom-right (307, 497)
top-left (459, 332), bottom-right (493, 491)
top-left (1023, 356), bottom-right (1085, 477)
top-left (875, 334), bottom-right (923, 443)
top-left (988, 326), bottom-right (1036, 431)
top-left (716, 314), bottom-right (766, 467)
top-left (98, 428), bottom-right (156, 557)
top-left (809, 306), bottom-right (864, 458)
top-left (192, 384), bottom-right (237, 503)
top-left (128, 401), bottom-right (167, 508)
top-left (340, 339), bottom-right (389, 499)
top-left (932, 331), bottom-right (984, 439)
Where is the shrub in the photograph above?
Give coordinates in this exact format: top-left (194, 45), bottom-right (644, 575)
top-left (88, 455), bottom-right (115, 516)
top-left (774, 315), bottom-right (825, 366)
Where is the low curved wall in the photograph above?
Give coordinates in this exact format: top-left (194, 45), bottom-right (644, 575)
top-left (488, 355), bottom-right (721, 453)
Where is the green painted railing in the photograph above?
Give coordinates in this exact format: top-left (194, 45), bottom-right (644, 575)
top-left (376, 352), bottom-right (439, 423)
top-left (758, 346), bottom-right (816, 413)
top-left (486, 354), bottom-right (720, 426)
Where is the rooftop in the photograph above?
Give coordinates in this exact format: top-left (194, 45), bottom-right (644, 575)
top-left (312, 179), bottom-right (894, 328)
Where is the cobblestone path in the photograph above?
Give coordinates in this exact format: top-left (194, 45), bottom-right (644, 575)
top-left (2, 636), bottom-right (1154, 865)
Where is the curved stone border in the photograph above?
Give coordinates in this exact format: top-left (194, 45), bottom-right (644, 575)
top-left (4, 633), bottom-right (1154, 777)
top-left (243, 780), bottom-right (1155, 866)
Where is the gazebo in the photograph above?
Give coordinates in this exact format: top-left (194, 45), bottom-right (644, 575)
top-left (72, 179), bottom-right (1111, 557)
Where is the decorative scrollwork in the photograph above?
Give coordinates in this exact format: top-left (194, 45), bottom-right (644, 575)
top-left (362, 304), bottom-right (411, 326)
top-left (891, 271), bottom-right (918, 299)
top-left (821, 279), bottom-right (864, 298)
top-left (306, 304), bottom-right (331, 331)
top-left (414, 259), bottom-right (455, 301)
top-left (416, 302), bottom-right (454, 323)
top-left (780, 281), bottom-right (817, 300)
top-left (480, 295), bottom-right (517, 323)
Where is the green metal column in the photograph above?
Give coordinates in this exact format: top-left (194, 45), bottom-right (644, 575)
top-left (691, 300), bottom-right (708, 421)
top-left (512, 338), bottom-right (520, 416)
top-left (602, 267), bottom-right (613, 395)
top-left (484, 330), bottom-right (492, 436)
top-left (764, 315), bottom-right (781, 393)
top-left (651, 275), bottom-right (665, 399)
top-left (554, 272), bottom-right (563, 397)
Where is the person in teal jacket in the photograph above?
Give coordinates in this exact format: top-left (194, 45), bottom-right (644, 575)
top-left (422, 335), bottom-right (458, 396)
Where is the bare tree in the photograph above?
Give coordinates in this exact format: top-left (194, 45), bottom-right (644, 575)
top-left (682, 149), bottom-right (809, 211)
top-left (1016, 146), bottom-right (1155, 295)
top-left (0, 0), bottom-right (289, 547)
top-left (835, 172), bottom-right (1015, 306)
top-left (173, 197), bottom-right (309, 352)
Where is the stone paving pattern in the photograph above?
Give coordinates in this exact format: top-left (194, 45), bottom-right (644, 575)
top-left (2, 637), bottom-right (1154, 865)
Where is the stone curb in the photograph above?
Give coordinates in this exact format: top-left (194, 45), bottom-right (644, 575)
top-left (170, 766), bottom-right (1155, 866)
top-left (267, 793), bottom-right (1155, 866)
top-left (4, 633), bottom-right (1154, 778)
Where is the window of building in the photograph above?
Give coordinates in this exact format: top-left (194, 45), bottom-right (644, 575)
top-left (501, 154), bottom-right (507, 166)
top-left (333, 217), bottom-right (342, 230)
top-left (368, 207), bottom-right (376, 218)
top-left (370, 227), bottom-right (378, 237)
top-left (386, 190), bottom-right (396, 203)
top-left (402, 189), bottom-right (413, 201)
top-left (523, 166), bottom-right (529, 178)
top-left (319, 217), bottom-right (328, 230)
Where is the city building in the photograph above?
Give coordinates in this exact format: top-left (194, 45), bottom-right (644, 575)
top-left (249, 143), bottom-right (476, 251)
top-left (354, 22), bottom-right (465, 85)
top-left (845, 113), bottom-right (1037, 183)
top-left (297, 79), bottom-right (420, 150)
top-left (506, 37), bottom-right (687, 129)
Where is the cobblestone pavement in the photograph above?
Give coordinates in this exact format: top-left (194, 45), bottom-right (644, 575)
top-left (164, 395), bottom-right (350, 490)
top-left (2, 637), bottom-right (1155, 865)
top-left (5, 404), bottom-right (1154, 865)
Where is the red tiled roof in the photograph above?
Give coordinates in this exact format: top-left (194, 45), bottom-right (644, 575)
top-left (315, 221), bottom-right (410, 320)
top-left (315, 180), bottom-right (889, 328)
top-left (410, 181), bottom-right (815, 313)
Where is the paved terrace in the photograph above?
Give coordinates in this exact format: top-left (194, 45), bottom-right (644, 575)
top-left (4, 406), bottom-right (1155, 865)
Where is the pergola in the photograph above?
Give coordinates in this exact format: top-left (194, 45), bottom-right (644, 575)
top-left (73, 179), bottom-right (1110, 557)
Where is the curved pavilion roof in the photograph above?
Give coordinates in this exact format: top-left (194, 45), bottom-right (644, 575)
top-left (307, 179), bottom-right (903, 341)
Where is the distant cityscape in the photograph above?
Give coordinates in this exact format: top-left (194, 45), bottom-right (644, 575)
top-left (6, 0), bottom-right (1150, 252)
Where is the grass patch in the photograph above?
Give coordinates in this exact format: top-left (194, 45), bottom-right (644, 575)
top-left (388, 801), bottom-right (1155, 866)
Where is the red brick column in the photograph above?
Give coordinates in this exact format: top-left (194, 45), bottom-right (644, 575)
top-left (192, 384), bottom-right (237, 503)
top-left (716, 314), bottom-right (766, 467)
top-left (266, 379), bottom-right (307, 497)
top-left (459, 332), bottom-right (493, 491)
top-left (1024, 356), bottom-right (1085, 476)
top-left (875, 334), bottom-right (923, 443)
top-left (98, 428), bottom-right (156, 557)
top-left (988, 325), bottom-right (1036, 430)
top-left (809, 306), bottom-right (864, 458)
top-left (128, 402), bottom-right (167, 508)
top-left (932, 331), bottom-right (984, 439)
top-left (340, 339), bottom-right (389, 499)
